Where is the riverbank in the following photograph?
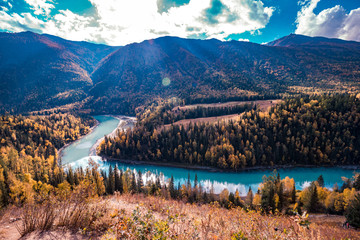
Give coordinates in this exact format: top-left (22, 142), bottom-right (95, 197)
top-left (89, 116), bottom-right (136, 155)
top-left (57, 118), bottom-right (100, 163)
top-left (58, 115), bottom-right (136, 165)
top-left (102, 156), bottom-right (360, 174)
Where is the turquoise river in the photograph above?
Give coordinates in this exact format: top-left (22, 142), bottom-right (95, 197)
top-left (61, 115), bottom-right (359, 196)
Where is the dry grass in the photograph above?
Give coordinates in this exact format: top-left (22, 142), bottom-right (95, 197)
top-left (15, 202), bottom-right (56, 236)
top-left (103, 194), bottom-right (360, 240)
top-left (2, 193), bottom-right (359, 239)
top-left (162, 113), bottom-right (242, 130)
top-left (11, 191), bottom-right (113, 238)
top-left (161, 100), bottom-right (282, 130)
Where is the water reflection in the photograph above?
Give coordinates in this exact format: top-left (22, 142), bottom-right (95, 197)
top-left (66, 156), bottom-right (356, 196)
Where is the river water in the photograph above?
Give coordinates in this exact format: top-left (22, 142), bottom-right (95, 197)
top-left (61, 115), bottom-right (358, 196)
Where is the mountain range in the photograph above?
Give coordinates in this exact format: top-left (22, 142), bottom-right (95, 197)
top-left (1, 31), bottom-right (359, 114)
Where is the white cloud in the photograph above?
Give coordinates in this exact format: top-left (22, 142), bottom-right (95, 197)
top-left (295, 0), bottom-right (360, 42)
top-left (0, 0), bottom-right (274, 45)
top-left (0, 11), bottom-right (45, 32)
top-left (24, 0), bottom-right (54, 16)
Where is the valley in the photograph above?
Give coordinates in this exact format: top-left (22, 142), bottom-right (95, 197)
top-left (0, 31), bottom-right (360, 239)
top-left (58, 114), bottom-right (357, 196)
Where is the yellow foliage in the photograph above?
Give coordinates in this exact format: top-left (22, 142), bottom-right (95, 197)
top-left (9, 173), bottom-right (35, 204)
top-left (282, 176), bottom-right (295, 193)
top-left (219, 189), bottom-right (229, 203)
top-left (334, 194), bottom-right (345, 212)
top-left (253, 193), bottom-right (261, 207)
top-left (325, 192), bottom-right (337, 210)
top-left (317, 187), bottom-right (330, 204)
top-left (343, 188), bottom-right (357, 210)
top-left (56, 181), bottom-right (72, 200)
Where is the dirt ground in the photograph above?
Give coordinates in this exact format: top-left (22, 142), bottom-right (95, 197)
top-left (162, 99), bottom-right (282, 130)
top-left (161, 113), bottom-right (242, 130)
top-left (0, 207), bottom-right (87, 240)
top-left (174, 99), bottom-right (282, 112)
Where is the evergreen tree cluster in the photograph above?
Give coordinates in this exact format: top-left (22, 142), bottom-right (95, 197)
top-left (101, 94), bottom-right (360, 170)
top-left (135, 98), bottom-right (255, 131)
top-left (101, 168), bottom-right (245, 208)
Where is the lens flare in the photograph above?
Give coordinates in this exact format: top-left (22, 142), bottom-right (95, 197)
top-left (162, 77), bottom-right (171, 86)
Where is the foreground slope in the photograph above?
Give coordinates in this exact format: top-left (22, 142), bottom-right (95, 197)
top-left (1, 194), bottom-right (359, 240)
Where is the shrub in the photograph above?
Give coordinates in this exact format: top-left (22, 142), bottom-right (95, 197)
top-left (15, 201), bottom-right (56, 237)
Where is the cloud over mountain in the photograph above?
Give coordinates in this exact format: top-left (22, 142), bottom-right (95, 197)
top-left (295, 0), bottom-right (360, 42)
top-left (0, 0), bottom-right (274, 45)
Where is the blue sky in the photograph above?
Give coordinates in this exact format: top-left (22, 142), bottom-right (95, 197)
top-left (0, 0), bottom-right (359, 45)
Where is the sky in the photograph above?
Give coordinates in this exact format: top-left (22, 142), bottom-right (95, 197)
top-left (0, 0), bottom-right (359, 46)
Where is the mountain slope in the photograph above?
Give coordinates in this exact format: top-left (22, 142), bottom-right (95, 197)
top-left (0, 31), bottom-right (118, 112)
top-left (88, 35), bottom-right (360, 113)
top-left (1, 32), bottom-right (360, 114)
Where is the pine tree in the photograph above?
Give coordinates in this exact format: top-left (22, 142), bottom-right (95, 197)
top-left (229, 192), bottom-right (235, 205)
top-left (114, 165), bottom-right (121, 192)
top-left (137, 170), bottom-right (143, 193)
top-left (0, 167), bottom-right (9, 206)
top-left (246, 187), bottom-right (253, 208)
top-left (317, 175), bottom-right (324, 187)
top-left (194, 174), bottom-right (198, 188)
top-left (74, 171), bottom-right (80, 185)
top-left (291, 183), bottom-right (296, 203)
top-left (66, 168), bottom-right (75, 185)
top-left (106, 166), bottom-right (115, 194)
top-left (345, 193), bottom-right (360, 228)
top-left (155, 176), bottom-right (161, 189)
top-left (187, 173), bottom-right (191, 189)
top-left (209, 183), bottom-right (215, 202)
top-left (202, 191), bottom-right (209, 203)
top-left (304, 182), bottom-right (319, 213)
top-left (353, 175), bottom-right (360, 191)
top-left (169, 175), bottom-right (176, 199)
top-left (118, 170), bottom-right (124, 193)
top-left (261, 182), bottom-right (275, 213)
top-left (130, 172), bottom-right (137, 194)
top-left (278, 182), bottom-right (285, 210)
top-left (234, 189), bottom-right (243, 207)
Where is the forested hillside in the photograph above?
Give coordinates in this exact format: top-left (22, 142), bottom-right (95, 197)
top-left (100, 94), bottom-right (360, 170)
top-left (88, 35), bottom-right (360, 114)
top-left (0, 31), bottom-right (118, 113)
top-left (0, 114), bottom-right (95, 206)
top-left (1, 32), bottom-right (360, 114)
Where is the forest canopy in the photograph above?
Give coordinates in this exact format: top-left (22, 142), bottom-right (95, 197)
top-left (100, 94), bottom-right (360, 170)
top-left (0, 113), bottom-right (95, 207)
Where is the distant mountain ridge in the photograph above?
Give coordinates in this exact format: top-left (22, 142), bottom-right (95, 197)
top-left (267, 33), bottom-right (360, 48)
top-left (0, 31), bottom-right (359, 114)
top-left (88, 34), bottom-right (360, 113)
top-left (0, 31), bottom-right (119, 112)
